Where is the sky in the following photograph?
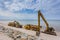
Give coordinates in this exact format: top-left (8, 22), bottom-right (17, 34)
top-left (0, 0), bottom-right (60, 20)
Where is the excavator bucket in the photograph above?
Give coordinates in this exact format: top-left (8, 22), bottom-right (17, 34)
top-left (42, 27), bottom-right (57, 36)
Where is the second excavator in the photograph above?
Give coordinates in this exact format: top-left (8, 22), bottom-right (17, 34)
top-left (38, 10), bottom-right (57, 36)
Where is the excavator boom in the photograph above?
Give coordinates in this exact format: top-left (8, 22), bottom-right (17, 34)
top-left (38, 10), bottom-right (57, 36)
top-left (38, 10), bottom-right (49, 31)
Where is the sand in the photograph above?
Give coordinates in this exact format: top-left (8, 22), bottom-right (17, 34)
top-left (40, 33), bottom-right (60, 40)
top-left (0, 32), bottom-right (60, 40)
top-left (0, 21), bottom-right (60, 40)
top-left (0, 32), bottom-right (13, 40)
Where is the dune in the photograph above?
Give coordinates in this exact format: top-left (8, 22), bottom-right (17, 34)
top-left (0, 32), bottom-right (13, 40)
top-left (39, 33), bottom-right (60, 40)
top-left (0, 32), bottom-right (60, 40)
top-left (0, 22), bottom-right (60, 40)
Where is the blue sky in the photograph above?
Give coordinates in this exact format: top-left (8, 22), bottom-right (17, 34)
top-left (0, 0), bottom-right (60, 20)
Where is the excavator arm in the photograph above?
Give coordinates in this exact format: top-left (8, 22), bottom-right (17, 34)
top-left (38, 10), bottom-right (49, 31)
top-left (38, 10), bottom-right (57, 36)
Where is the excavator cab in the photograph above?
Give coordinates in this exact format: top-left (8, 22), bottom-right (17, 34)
top-left (38, 10), bottom-right (57, 36)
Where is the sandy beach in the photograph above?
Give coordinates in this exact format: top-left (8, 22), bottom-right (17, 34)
top-left (0, 32), bottom-right (60, 40)
top-left (0, 32), bottom-right (13, 40)
top-left (0, 21), bottom-right (60, 40)
top-left (0, 30), bottom-right (60, 40)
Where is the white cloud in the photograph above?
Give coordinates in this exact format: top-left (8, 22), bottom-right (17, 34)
top-left (0, 10), bottom-right (37, 19)
top-left (0, 0), bottom-right (60, 20)
top-left (4, 0), bottom-right (40, 12)
top-left (0, 10), bottom-right (18, 18)
top-left (41, 0), bottom-right (60, 13)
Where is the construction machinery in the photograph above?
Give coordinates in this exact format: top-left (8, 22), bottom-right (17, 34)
top-left (38, 10), bottom-right (49, 32)
top-left (8, 21), bottom-right (22, 28)
top-left (38, 10), bottom-right (57, 36)
top-left (8, 10), bottom-right (57, 36)
top-left (24, 10), bottom-right (57, 36)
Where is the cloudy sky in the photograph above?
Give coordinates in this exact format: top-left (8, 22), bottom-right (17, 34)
top-left (0, 0), bottom-right (60, 20)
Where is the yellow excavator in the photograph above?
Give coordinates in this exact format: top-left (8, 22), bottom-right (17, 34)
top-left (8, 10), bottom-right (57, 36)
top-left (38, 10), bottom-right (57, 36)
top-left (24, 10), bottom-right (57, 36)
